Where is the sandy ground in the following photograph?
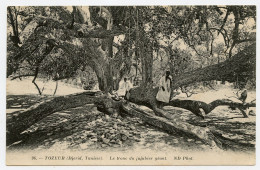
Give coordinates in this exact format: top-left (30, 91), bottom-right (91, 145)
top-left (6, 78), bottom-right (85, 96)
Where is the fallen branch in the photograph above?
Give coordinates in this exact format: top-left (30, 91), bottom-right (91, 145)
top-left (6, 92), bottom-right (99, 145)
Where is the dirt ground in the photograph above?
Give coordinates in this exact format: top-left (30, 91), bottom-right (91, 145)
top-left (6, 78), bottom-right (256, 154)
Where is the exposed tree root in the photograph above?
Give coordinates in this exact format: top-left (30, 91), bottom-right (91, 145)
top-left (122, 102), bottom-right (222, 149)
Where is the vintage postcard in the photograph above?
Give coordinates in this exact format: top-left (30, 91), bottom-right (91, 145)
top-left (5, 5), bottom-right (256, 166)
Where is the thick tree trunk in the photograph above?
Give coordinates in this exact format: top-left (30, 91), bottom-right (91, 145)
top-left (136, 29), bottom-right (153, 85)
top-left (91, 45), bottom-right (126, 93)
top-left (143, 44), bottom-right (153, 84)
top-left (94, 63), bottom-right (114, 92)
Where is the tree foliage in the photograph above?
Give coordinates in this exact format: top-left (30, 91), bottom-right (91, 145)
top-left (7, 6), bottom-right (256, 91)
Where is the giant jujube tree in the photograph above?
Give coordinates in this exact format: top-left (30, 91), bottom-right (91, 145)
top-left (6, 6), bottom-right (256, 148)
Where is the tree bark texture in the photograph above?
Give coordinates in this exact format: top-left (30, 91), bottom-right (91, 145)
top-left (6, 92), bottom-right (98, 145)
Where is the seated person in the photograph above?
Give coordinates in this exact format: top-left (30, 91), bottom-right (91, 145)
top-left (117, 78), bottom-right (133, 97)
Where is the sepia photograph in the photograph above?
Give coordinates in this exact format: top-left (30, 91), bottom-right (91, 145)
top-left (5, 5), bottom-right (256, 166)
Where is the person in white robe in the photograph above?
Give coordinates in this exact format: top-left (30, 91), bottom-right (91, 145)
top-left (117, 78), bottom-right (133, 97)
top-left (156, 71), bottom-right (172, 108)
